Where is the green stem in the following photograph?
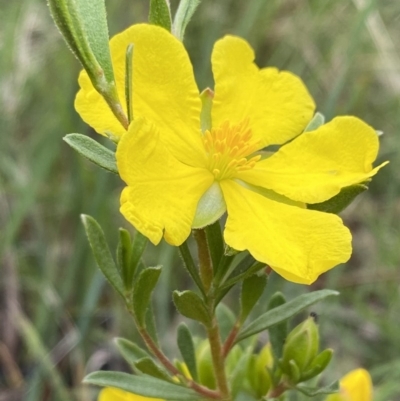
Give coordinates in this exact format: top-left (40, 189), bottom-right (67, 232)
top-left (207, 317), bottom-right (230, 400)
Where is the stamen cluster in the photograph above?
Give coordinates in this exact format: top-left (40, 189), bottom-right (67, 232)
top-left (203, 119), bottom-right (261, 180)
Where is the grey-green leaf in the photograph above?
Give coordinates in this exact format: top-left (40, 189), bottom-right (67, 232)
top-left (172, 0), bottom-right (201, 41)
top-left (267, 292), bottom-right (287, 360)
top-left (236, 290), bottom-right (339, 342)
top-left (84, 371), bottom-right (203, 400)
top-left (149, 0), bottom-right (172, 31)
top-left (63, 134), bottom-right (118, 173)
top-left (81, 215), bottom-right (124, 298)
top-left (307, 183), bottom-right (368, 214)
top-left (173, 291), bottom-right (211, 327)
top-left (74, 0), bottom-right (114, 83)
top-left (177, 323), bottom-right (198, 381)
top-left (135, 357), bottom-right (173, 382)
top-left (114, 338), bottom-right (150, 367)
top-left (240, 274), bottom-right (267, 323)
top-left (295, 380), bottom-right (339, 396)
top-left (133, 267), bottom-right (162, 327)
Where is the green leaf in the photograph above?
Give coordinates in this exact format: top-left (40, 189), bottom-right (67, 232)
top-left (236, 290), bottom-right (339, 342)
top-left (84, 371), bottom-right (203, 400)
top-left (205, 220), bottom-right (224, 273)
top-left (173, 290), bottom-right (211, 327)
top-left (116, 228), bottom-right (131, 280)
top-left (149, 0), bottom-right (172, 31)
top-left (240, 274), bottom-right (267, 323)
top-left (114, 338), bottom-right (151, 368)
top-left (127, 231), bottom-right (148, 289)
top-left (304, 112), bottom-right (325, 132)
top-left (178, 242), bottom-right (205, 296)
top-left (267, 292), bottom-right (288, 360)
top-left (307, 183), bottom-right (368, 214)
top-left (295, 380), bottom-right (339, 396)
top-left (301, 348), bottom-right (333, 381)
top-left (230, 347), bottom-right (253, 398)
top-left (215, 303), bottom-right (236, 341)
top-left (135, 357), bottom-right (173, 382)
top-left (74, 0), bottom-right (114, 82)
top-left (133, 267), bottom-right (162, 326)
top-left (63, 134), bottom-right (118, 173)
top-left (172, 0), bottom-right (201, 41)
top-left (177, 323), bottom-right (198, 381)
top-left (81, 215), bottom-right (124, 298)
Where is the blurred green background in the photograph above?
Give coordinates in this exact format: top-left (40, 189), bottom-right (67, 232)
top-left (1, 0), bottom-right (399, 400)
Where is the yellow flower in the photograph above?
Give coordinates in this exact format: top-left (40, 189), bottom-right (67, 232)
top-left (75, 24), bottom-right (386, 284)
top-left (325, 368), bottom-right (373, 401)
top-left (98, 387), bottom-right (163, 401)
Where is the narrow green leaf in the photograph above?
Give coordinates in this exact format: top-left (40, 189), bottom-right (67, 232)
top-left (63, 134), bottom-right (118, 173)
top-left (48, 0), bottom-right (101, 80)
top-left (149, 0), bottom-right (172, 31)
top-left (240, 274), bottom-right (267, 323)
top-left (295, 380), bottom-right (339, 396)
top-left (173, 290), bottom-right (211, 327)
top-left (177, 323), bottom-right (198, 381)
top-left (145, 304), bottom-right (160, 346)
top-left (267, 292), bottom-right (287, 360)
top-left (133, 267), bottom-right (162, 326)
top-left (74, 0), bottom-right (114, 83)
top-left (129, 231), bottom-right (148, 284)
top-left (178, 242), bottom-right (205, 296)
top-left (114, 338), bottom-right (151, 367)
top-left (125, 43), bottom-right (134, 123)
top-left (236, 290), bottom-right (339, 342)
top-left (135, 357), bottom-right (173, 382)
top-left (304, 112), bottom-right (325, 132)
top-left (116, 228), bottom-right (131, 278)
top-left (221, 261), bottom-right (265, 290)
top-left (81, 215), bottom-right (124, 298)
top-left (230, 348), bottom-right (253, 398)
top-left (172, 0), bottom-right (201, 41)
top-left (215, 303), bottom-right (236, 341)
top-left (307, 183), bottom-right (368, 214)
top-left (84, 371), bottom-right (202, 400)
top-left (205, 220), bottom-right (224, 273)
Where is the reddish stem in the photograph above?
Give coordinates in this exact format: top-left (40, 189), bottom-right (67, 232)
top-left (222, 324), bottom-right (239, 359)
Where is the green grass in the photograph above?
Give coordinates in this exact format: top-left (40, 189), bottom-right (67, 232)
top-left (1, 0), bottom-right (400, 400)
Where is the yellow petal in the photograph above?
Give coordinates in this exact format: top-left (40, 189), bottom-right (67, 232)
top-left (117, 118), bottom-right (213, 246)
top-left (98, 387), bottom-right (163, 401)
top-left (341, 369), bottom-right (373, 401)
top-left (239, 116), bottom-right (388, 204)
top-left (220, 180), bottom-right (352, 284)
top-left (75, 70), bottom-right (127, 138)
top-left (76, 24), bottom-right (205, 166)
top-left (211, 35), bottom-right (315, 148)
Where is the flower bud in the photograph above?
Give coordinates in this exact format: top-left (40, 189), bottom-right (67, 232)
top-left (281, 315), bottom-right (319, 383)
top-left (247, 344), bottom-right (273, 397)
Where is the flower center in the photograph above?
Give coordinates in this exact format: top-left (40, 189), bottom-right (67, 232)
top-left (203, 119), bottom-right (261, 180)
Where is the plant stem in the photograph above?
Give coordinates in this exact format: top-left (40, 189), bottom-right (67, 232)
top-left (222, 323), bottom-right (240, 358)
top-left (207, 317), bottom-right (230, 400)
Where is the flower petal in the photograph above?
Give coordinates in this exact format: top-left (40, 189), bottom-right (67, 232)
top-left (117, 118), bottom-right (213, 246)
top-left (238, 116), bottom-right (388, 204)
top-left (76, 24), bottom-right (205, 166)
top-left (99, 387), bottom-right (163, 401)
top-left (220, 180), bottom-right (352, 284)
top-left (211, 35), bottom-right (315, 148)
top-left (75, 70), bottom-right (127, 138)
top-left (340, 369), bottom-right (373, 401)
